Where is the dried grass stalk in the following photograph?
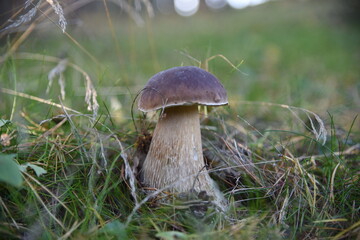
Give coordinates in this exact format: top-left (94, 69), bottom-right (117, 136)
top-left (1, 0), bottom-right (40, 33)
top-left (1, 0), bottom-right (67, 33)
top-left (47, 58), bottom-right (68, 100)
top-left (45, 0), bottom-right (67, 32)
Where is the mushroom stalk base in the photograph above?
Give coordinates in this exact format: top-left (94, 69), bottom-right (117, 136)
top-left (142, 105), bottom-right (222, 200)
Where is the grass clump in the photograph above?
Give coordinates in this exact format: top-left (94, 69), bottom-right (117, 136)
top-left (0, 97), bottom-right (358, 239)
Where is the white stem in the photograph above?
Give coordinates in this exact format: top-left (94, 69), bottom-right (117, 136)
top-left (142, 105), bottom-right (215, 194)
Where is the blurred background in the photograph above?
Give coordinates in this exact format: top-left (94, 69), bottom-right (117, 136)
top-left (0, 0), bottom-right (359, 131)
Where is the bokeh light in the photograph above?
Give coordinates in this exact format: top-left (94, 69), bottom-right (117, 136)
top-left (174, 0), bottom-right (200, 16)
top-left (226, 0), bottom-right (270, 9)
top-left (226, 0), bottom-right (251, 9)
top-left (249, 0), bottom-right (269, 6)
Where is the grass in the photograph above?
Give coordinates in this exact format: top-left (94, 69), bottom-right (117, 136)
top-left (0, 0), bottom-right (359, 239)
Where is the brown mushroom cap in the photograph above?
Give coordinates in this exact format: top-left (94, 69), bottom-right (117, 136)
top-left (138, 66), bottom-right (228, 112)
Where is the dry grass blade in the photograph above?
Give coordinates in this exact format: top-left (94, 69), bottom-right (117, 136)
top-left (0, 197), bottom-right (20, 230)
top-left (297, 143), bottom-right (360, 160)
top-left (308, 173), bottom-right (318, 215)
top-left (332, 220), bottom-right (360, 240)
top-left (24, 175), bottom-right (67, 231)
top-left (330, 163), bottom-right (341, 203)
top-left (297, 108), bottom-right (327, 145)
top-left (278, 189), bottom-right (289, 224)
top-left (0, 0), bottom-right (41, 33)
top-left (23, 171), bottom-right (75, 217)
top-left (47, 58), bottom-right (68, 100)
top-left (0, 24), bottom-right (36, 63)
top-left (25, 0), bottom-right (35, 8)
top-left (0, 88), bottom-right (81, 114)
top-left (45, 0), bottom-right (67, 32)
top-left (112, 134), bottom-right (138, 205)
top-left (141, 0), bottom-right (155, 18)
top-left (204, 54), bottom-right (245, 74)
top-left (58, 219), bottom-right (85, 240)
top-left (236, 100), bottom-right (328, 145)
top-left (177, 50), bottom-right (201, 65)
top-left (223, 139), bottom-right (263, 186)
top-left (12, 52), bottom-right (99, 116)
top-left (84, 74), bottom-right (99, 117)
top-left (37, 117), bottom-right (67, 139)
top-left (313, 218), bottom-right (348, 223)
top-left (102, 0), bottom-right (124, 70)
top-left (0, 3), bottom-right (98, 65)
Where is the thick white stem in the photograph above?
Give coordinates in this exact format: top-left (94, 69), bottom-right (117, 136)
top-left (142, 105), bottom-right (215, 194)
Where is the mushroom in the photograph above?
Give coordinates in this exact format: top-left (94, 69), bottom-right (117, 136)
top-left (138, 66), bottom-right (228, 207)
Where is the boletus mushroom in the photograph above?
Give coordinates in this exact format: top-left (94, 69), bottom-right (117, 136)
top-left (138, 66), bottom-right (228, 207)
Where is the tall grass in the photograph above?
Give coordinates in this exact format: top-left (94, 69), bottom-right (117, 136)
top-left (0, 0), bottom-right (359, 239)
